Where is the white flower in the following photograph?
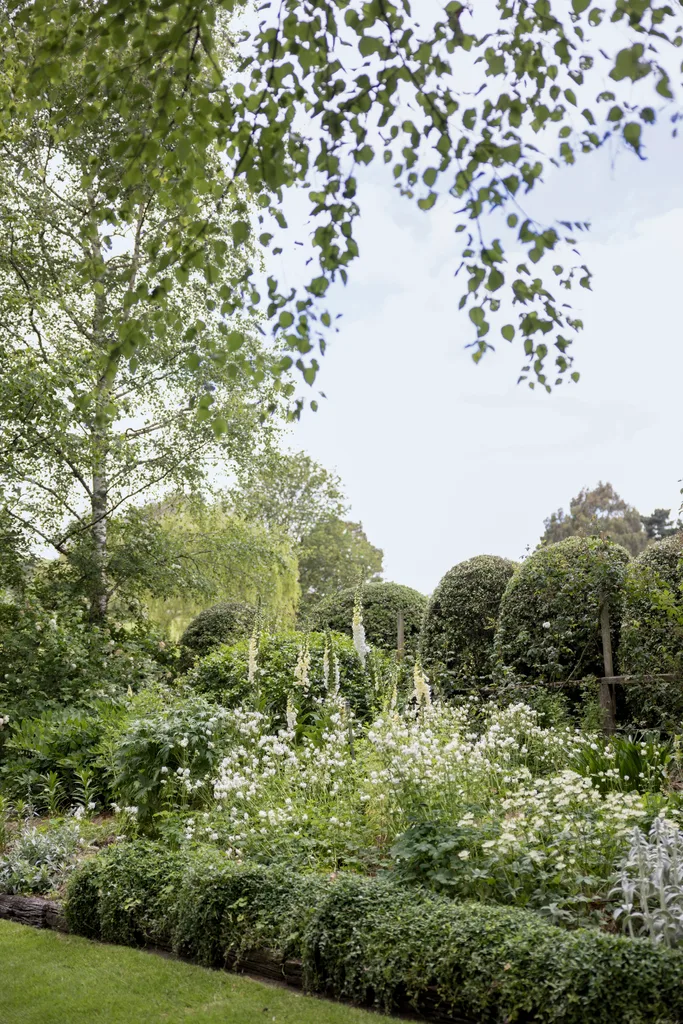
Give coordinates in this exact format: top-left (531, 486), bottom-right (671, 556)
top-left (286, 695), bottom-right (298, 733)
top-left (352, 593), bottom-right (369, 667)
top-left (179, 737), bottom-right (189, 748)
top-left (248, 629), bottom-right (259, 686)
top-left (323, 640), bottom-right (330, 691)
top-left (542, 621), bottom-right (551, 629)
top-left (458, 849), bottom-right (470, 860)
top-left (413, 659), bottom-right (431, 707)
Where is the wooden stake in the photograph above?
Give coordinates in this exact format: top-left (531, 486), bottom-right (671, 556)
top-left (599, 600), bottom-right (616, 734)
top-left (397, 609), bottom-right (405, 661)
top-left (345, 699), bottom-right (355, 760)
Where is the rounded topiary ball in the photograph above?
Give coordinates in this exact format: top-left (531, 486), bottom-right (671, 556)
top-left (620, 534), bottom-right (683, 677)
top-left (494, 537), bottom-right (630, 683)
top-left (179, 602), bottom-right (256, 669)
top-left (419, 555), bottom-right (517, 683)
top-left (189, 630), bottom-right (388, 721)
top-left (309, 582), bottom-right (427, 654)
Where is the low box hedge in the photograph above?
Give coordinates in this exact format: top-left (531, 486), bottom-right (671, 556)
top-left (66, 841), bottom-right (683, 1024)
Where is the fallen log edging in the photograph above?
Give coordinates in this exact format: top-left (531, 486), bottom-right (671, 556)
top-left (0, 893), bottom-right (68, 932)
top-left (0, 893), bottom-right (462, 1023)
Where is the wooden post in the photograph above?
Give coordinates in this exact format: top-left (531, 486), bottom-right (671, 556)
top-left (397, 609), bottom-right (405, 661)
top-left (599, 600), bottom-right (616, 734)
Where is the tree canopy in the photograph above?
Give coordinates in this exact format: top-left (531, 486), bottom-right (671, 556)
top-left (230, 449), bottom-right (347, 542)
top-left (297, 517), bottom-right (383, 613)
top-left (540, 482), bottom-right (649, 557)
top-left (640, 508), bottom-right (683, 541)
top-left (2, 0), bottom-right (680, 412)
top-left (0, 56), bottom-right (280, 618)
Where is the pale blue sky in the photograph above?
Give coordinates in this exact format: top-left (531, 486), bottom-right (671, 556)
top-left (289, 123), bottom-right (683, 595)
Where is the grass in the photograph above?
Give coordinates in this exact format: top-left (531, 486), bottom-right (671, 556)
top-left (0, 920), bottom-right (392, 1024)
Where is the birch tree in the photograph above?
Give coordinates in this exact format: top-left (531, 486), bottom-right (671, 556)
top-left (0, 68), bottom-right (281, 619)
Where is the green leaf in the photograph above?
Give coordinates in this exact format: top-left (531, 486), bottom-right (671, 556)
top-left (502, 325), bottom-right (515, 342)
top-left (231, 221), bottom-right (250, 245)
top-left (623, 122), bottom-right (642, 151)
top-left (418, 193), bottom-right (438, 211)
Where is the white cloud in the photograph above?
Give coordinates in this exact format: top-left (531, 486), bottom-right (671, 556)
top-left (291, 146), bottom-right (683, 595)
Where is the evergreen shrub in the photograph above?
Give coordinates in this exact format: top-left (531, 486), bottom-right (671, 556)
top-left (66, 841), bottom-right (683, 1024)
top-left (0, 602), bottom-right (166, 720)
top-left (494, 538), bottom-right (630, 683)
top-left (188, 630), bottom-right (385, 721)
top-left (178, 602), bottom-right (256, 670)
top-left (419, 555), bottom-right (516, 686)
top-left (620, 535), bottom-right (683, 729)
top-left (621, 535), bottom-right (683, 676)
top-left (309, 582), bottom-right (426, 654)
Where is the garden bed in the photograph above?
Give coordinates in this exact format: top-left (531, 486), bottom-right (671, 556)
top-left (58, 840), bottom-right (683, 1024)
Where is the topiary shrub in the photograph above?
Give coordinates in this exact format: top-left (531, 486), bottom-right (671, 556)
top-left (178, 602), bottom-right (256, 670)
top-left (621, 535), bottom-right (683, 675)
top-left (494, 537), bottom-right (630, 683)
top-left (619, 534), bottom-right (683, 729)
top-left (188, 630), bottom-right (388, 721)
top-left (419, 555), bottom-right (516, 686)
top-left (309, 582), bottom-right (427, 654)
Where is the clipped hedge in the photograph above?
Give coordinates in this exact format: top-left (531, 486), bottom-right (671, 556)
top-left (494, 537), bottom-right (630, 683)
top-left (188, 630), bottom-right (387, 721)
top-left (179, 602), bottom-right (256, 670)
top-left (309, 582), bottom-right (427, 654)
top-left (621, 535), bottom-right (683, 676)
top-left (419, 555), bottom-right (517, 686)
top-left (66, 841), bottom-right (683, 1024)
top-left (620, 535), bottom-right (683, 729)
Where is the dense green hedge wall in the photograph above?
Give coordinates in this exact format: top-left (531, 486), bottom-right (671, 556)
top-left (308, 582), bottom-right (427, 654)
top-left (620, 535), bottom-right (683, 729)
top-left (494, 537), bottom-right (631, 683)
top-left (188, 630), bottom-right (385, 721)
top-left (178, 602), bottom-right (256, 669)
top-left (621, 535), bottom-right (683, 676)
top-left (66, 842), bottom-right (683, 1024)
top-left (419, 555), bottom-right (517, 685)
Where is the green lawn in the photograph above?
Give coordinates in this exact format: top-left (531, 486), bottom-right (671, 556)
top-left (0, 920), bottom-right (389, 1024)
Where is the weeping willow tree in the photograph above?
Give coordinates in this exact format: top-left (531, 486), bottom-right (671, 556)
top-left (143, 497), bottom-right (300, 638)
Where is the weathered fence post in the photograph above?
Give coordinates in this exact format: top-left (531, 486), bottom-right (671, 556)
top-left (397, 609), bottom-right (405, 661)
top-left (599, 600), bottom-right (616, 734)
